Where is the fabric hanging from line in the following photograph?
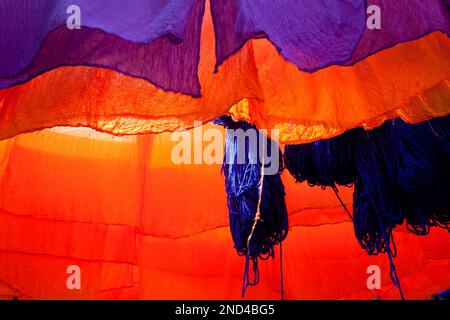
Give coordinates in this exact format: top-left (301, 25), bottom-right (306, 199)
top-left (0, 125), bottom-right (449, 299)
top-left (215, 116), bottom-right (288, 296)
top-left (0, 0), bottom-right (449, 299)
top-left (2, 0), bottom-right (448, 93)
top-left (0, 0), bottom-right (206, 95)
top-left (0, 1), bottom-right (449, 143)
top-left (210, 0), bottom-right (450, 72)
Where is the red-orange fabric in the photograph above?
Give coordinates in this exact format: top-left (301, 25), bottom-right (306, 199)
top-left (0, 4), bottom-right (449, 144)
top-left (0, 127), bottom-right (448, 300)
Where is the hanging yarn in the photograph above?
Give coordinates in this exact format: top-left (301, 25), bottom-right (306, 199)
top-left (353, 122), bottom-right (404, 255)
top-left (284, 115), bottom-right (450, 299)
top-left (284, 129), bottom-right (357, 188)
top-left (389, 118), bottom-right (450, 234)
top-left (214, 116), bottom-right (288, 297)
top-left (285, 115), bottom-right (449, 250)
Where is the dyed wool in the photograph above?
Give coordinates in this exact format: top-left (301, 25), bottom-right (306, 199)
top-left (215, 116), bottom-right (288, 296)
top-left (284, 115), bottom-right (450, 299)
top-left (284, 129), bottom-right (357, 188)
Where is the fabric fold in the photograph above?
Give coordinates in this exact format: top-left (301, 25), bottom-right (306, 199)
top-left (0, 0), bottom-right (205, 96)
top-left (0, 0), bottom-right (449, 144)
top-left (211, 0), bottom-right (450, 72)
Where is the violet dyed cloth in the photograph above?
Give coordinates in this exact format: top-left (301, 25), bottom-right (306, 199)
top-left (211, 0), bottom-right (450, 71)
top-left (0, 0), bottom-right (449, 96)
top-left (0, 0), bottom-right (205, 96)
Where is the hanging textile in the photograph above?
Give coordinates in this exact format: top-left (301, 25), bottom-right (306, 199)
top-left (0, 125), bottom-right (449, 299)
top-left (284, 115), bottom-right (450, 298)
top-left (0, 1), bottom-right (449, 143)
top-left (215, 116), bottom-right (288, 295)
top-left (285, 115), bottom-right (450, 244)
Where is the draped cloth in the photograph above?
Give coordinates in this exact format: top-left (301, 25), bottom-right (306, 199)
top-left (0, 126), bottom-right (449, 299)
top-left (0, 0), bottom-right (449, 143)
top-left (0, 0), bottom-right (449, 300)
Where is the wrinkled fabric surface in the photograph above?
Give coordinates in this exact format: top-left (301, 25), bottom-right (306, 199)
top-left (0, 31), bottom-right (449, 143)
top-left (1, 1), bottom-right (449, 301)
top-left (211, 0), bottom-right (450, 71)
top-left (0, 126), bottom-right (449, 300)
top-left (0, 0), bottom-right (205, 95)
top-left (2, 0), bottom-right (449, 89)
top-left (0, 1), bottom-right (449, 143)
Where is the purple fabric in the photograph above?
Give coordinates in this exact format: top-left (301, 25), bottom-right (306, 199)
top-left (351, 0), bottom-right (450, 63)
top-left (0, 0), bottom-right (449, 96)
top-left (0, 0), bottom-right (205, 96)
top-left (211, 0), bottom-right (450, 72)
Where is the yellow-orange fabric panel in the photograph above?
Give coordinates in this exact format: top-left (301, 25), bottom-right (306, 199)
top-left (0, 127), bottom-right (449, 300)
top-left (0, 4), bottom-right (449, 144)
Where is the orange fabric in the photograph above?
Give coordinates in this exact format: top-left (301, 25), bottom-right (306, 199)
top-left (0, 5), bottom-right (449, 143)
top-left (0, 127), bottom-right (449, 300)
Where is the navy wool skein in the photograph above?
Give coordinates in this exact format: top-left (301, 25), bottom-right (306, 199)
top-left (284, 115), bottom-right (450, 299)
top-left (215, 116), bottom-right (289, 296)
top-left (284, 129), bottom-right (357, 188)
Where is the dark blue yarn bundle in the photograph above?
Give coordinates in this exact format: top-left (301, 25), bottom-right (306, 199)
top-left (283, 129), bottom-right (357, 188)
top-left (284, 115), bottom-right (450, 299)
top-left (353, 117), bottom-right (450, 252)
top-left (214, 116), bottom-right (288, 296)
